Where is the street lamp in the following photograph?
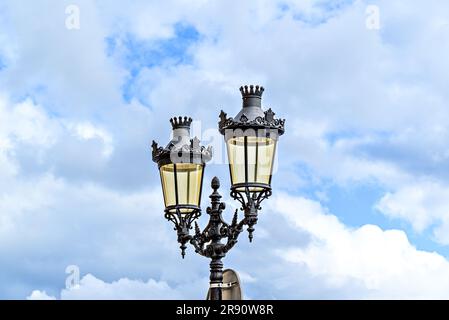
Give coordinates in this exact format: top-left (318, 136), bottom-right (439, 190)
top-left (152, 116), bottom-right (212, 258)
top-left (219, 85), bottom-right (285, 242)
top-left (152, 85), bottom-right (285, 300)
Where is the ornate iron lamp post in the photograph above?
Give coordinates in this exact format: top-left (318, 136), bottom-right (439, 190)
top-left (152, 85), bottom-right (285, 300)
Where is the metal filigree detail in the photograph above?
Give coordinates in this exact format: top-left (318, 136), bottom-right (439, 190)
top-left (177, 178), bottom-right (253, 259)
top-left (151, 140), bottom-right (164, 162)
top-left (218, 109), bottom-right (285, 134)
top-left (230, 187), bottom-right (272, 212)
top-left (164, 208), bottom-right (201, 258)
top-left (229, 186), bottom-right (272, 242)
top-left (151, 138), bottom-right (213, 164)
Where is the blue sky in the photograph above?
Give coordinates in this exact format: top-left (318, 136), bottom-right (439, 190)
top-left (2, 0), bottom-right (449, 299)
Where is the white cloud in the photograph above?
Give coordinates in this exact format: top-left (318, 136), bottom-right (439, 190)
top-left (3, 0), bottom-right (449, 300)
top-left (377, 181), bottom-right (449, 245)
top-left (26, 191), bottom-right (449, 300)
top-left (60, 274), bottom-right (183, 300)
top-left (69, 122), bottom-right (114, 157)
top-left (27, 290), bottom-right (56, 300)
top-left (116, 0), bottom-right (449, 192)
top-left (269, 193), bottom-right (449, 299)
top-left (0, 94), bottom-right (120, 182)
top-left (28, 272), bottom-right (212, 300)
top-left (0, 96), bottom-right (60, 152)
top-left (0, 0), bottom-right (124, 117)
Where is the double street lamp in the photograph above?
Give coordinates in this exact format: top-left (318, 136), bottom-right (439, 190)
top-left (151, 85), bottom-right (285, 300)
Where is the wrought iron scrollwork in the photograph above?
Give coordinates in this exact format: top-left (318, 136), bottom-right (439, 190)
top-left (164, 208), bottom-right (201, 258)
top-left (218, 109), bottom-right (286, 134)
top-left (164, 177), bottom-right (267, 259)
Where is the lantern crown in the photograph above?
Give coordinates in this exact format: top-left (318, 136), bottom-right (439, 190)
top-left (170, 116), bottom-right (192, 130)
top-left (218, 85), bottom-right (285, 135)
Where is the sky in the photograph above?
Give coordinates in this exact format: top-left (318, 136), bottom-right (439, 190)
top-left (1, 0), bottom-right (449, 299)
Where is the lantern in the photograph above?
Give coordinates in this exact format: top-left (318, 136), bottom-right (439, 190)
top-left (152, 116), bottom-right (212, 256)
top-left (219, 85), bottom-right (285, 240)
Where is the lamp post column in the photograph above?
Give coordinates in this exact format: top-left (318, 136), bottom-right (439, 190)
top-left (209, 258), bottom-right (224, 300)
top-left (207, 177), bottom-right (226, 301)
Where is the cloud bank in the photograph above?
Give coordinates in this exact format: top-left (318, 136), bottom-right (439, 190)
top-left (0, 0), bottom-right (449, 299)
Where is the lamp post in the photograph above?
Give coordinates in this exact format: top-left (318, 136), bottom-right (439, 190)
top-left (151, 85), bottom-right (285, 300)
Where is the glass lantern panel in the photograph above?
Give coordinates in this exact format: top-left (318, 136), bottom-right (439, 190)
top-left (226, 135), bottom-right (277, 192)
top-left (255, 137), bottom-right (276, 185)
top-left (174, 163), bottom-right (204, 207)
top-left (160, 163), bottom-right (204, 213)
top-left (160, 164), bottom-right (176, 208)
top-left (227, 136), bottom-right (246, 186)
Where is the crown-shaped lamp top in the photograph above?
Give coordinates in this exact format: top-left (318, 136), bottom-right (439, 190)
top-left (240, 85), bottom-right (264, 97)
top-left (240, 85), bottom-right (264, 108)
top-left (170, 116), bottom-right (192, 130)
top-left (169, 116), bottom-right (192, 147)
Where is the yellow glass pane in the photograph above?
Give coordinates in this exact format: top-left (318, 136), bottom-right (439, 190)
top-left (174, 163), bottom-right (203, 208)
top-left (176, 169), bottom-right (188, 205)
top-left (160, 164), bottom-right (176, 208)
top-left (160, 163), bottom-right (203, 213)
top-left (227, 137), bottom-right (246, 186)
top-left (256, 138), bottom-right (276, 185)
top-left (247, 136), bottom-right (257, 183)
top-left (188, 165), bottom-right (203, 206)
top-left (226, 135), bottom-right (276, 192)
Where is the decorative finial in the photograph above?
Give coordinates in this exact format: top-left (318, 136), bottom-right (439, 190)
top-left (151, 140), bottom-right (159, 160)
top-left (151, 140), bottom-right (158, 152)
top-left (211, 176), bottom-right (220, 190)
top-left (170, 116), bottom-right (193, 129)
top-left (180, 243), bottom-right (187, 259)
top-left (248, 227), bottom-right (254, 243)
top-left (219, 110), bottom-right (227, 123)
